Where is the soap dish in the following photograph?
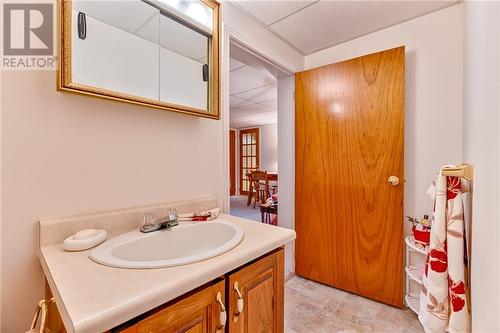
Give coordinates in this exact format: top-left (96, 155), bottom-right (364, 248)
top-left (63, 229), bottom-right (107, 252)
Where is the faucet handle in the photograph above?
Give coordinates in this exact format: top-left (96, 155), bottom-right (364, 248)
top-left (143, 211), bottom-right (154, 226)
top-left (140, 211), bottom-right (159, 233)
top-left (166, 208), bottom-right (177, 222)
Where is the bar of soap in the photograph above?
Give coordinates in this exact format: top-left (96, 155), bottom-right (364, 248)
top-left (73, 229), bottom-right (101, 240)
top-left (63, 229), bottom-right (107, 252)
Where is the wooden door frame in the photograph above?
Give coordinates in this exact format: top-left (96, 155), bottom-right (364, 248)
top-left (239, 128), bottom-right (260, 195)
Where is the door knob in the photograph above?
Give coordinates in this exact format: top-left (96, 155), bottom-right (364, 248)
top-left (388, 176), bottom-right (400, 186)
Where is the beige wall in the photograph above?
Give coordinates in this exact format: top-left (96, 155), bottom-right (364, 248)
top-left (276, 76), bottom-right (295, 273)
top-left (463, 2), bottom-right (500, 331)
top-left (0, 2), bottom-right (304, 330)
top-left (0, 70), bottom-right (223, 332)
top-left (305, 4), bottom-right (464, 223)
top-left (259, 123), bottom-right (278, 173)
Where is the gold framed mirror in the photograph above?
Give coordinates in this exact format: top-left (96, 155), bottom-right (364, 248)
top-left (58, 0), bottom-right (220, 119)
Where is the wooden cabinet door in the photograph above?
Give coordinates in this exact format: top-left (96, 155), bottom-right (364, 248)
top-left (126, 280), bottom-right (226, 333)
top-left (228, 248), bottom-right (284, 333)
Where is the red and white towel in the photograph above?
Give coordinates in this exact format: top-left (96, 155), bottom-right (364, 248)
top-left (178, 208), bottom-right (221, 221)
top-left (419, 168), bottom-right (470, 333)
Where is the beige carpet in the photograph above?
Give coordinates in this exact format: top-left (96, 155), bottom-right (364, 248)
top-left (229, 195), bottom-right (261, 222)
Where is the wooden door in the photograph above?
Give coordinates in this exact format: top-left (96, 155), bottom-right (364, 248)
top-left (228, 248), bottom-right (284, 333)
top-left (121, 280), bottom-right (226, 333)
top-left (295, 47), bottom-right (405, 307)
top-left (230, 130), bottom-right (236, 195)
top-left (239, 128), bottom-right (259, 195)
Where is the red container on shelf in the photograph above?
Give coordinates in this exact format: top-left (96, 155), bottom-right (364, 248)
top-left (412, 226), bottom-right (430, 245)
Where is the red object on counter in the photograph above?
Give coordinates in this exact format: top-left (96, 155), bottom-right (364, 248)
top-left (412, 226), bottom-right (431, 245)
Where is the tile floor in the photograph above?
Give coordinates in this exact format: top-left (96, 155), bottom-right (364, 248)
top-left (229, 195), bottom-right (261, 221)
top-left (285, 276), bottom-right (423, 333)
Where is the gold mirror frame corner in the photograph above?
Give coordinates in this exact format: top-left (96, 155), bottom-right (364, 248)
top-left (57, 0), bottom-right (221, 120)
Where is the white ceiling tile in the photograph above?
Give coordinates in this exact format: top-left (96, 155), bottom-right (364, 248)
top-left (230, 96), bottom-right (254, 108)
top-left (73, 1), bottom-right (159, 43)
top-left (232, 83), bottom-right (277, 103)
top-left (229, 57), bottom-right (277, 127)
top-left (235, 0), bottom-right (316, 25)
top-left (231, 104), bottom-right (275, 116)
top-left (159, 15), bottom-right (208, 62)
top-left (135, 14), bottom-right (159, 45)
top-left (230, 66), bottom-right (276, 95)
top-left (230, 58), bottom-right (245, 71)
top-left (230, 111), bottom-right (277, 128)
top-left (259, 99), bottom-right (278, 108)
top-left (236, 0), bottom-right (457, 54)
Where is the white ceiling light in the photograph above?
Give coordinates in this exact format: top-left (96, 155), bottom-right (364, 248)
top-left (161, 0), bottom-right (181, 8)
top-left (158, 0), bottom-right (213, 32)
top-left (186, 2), bottom-right (211, 28)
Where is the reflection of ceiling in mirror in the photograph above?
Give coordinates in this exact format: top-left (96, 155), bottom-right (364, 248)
top-left (230, 58), bottom-right (277, 129)
top-left (159, 0), bottom-right (213, 30)
top-left (160, 15), bottom-right (208, 64)
top-left (72, 1), bottom-right (160, 44)
top-left (73, 1), bottom-right (209, 64)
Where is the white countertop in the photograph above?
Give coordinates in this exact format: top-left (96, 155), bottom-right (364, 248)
top-left (39, 214), bottom-right (295, 333)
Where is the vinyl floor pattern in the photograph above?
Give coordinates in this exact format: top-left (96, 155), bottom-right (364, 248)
top-left (285, 276), bottom-right (424, 333)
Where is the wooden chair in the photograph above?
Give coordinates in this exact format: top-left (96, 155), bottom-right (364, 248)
top-left (246, 172), bottom-right (254, 206)
top-left (251, 170), bottom-right (270, 209)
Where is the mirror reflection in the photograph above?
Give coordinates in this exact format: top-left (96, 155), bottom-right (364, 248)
top-left (159, 13), bottom-right (208, 110)
top-left (69, 0), bottom-right (213, 112)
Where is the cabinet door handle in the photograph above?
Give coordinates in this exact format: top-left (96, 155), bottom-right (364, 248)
top-left (215, 291), bottom-right (226, 332)
top-left (233, 281), bottom-right (244, 322)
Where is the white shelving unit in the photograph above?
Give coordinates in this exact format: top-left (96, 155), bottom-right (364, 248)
top-left (405, 236), bottom-right (427, 255)
top-left (405, 293), bottom-right (421, 314)
top-left (405, 236), bottom-right (428, 315)
top-left (405, 265), bottom-right (423, 285)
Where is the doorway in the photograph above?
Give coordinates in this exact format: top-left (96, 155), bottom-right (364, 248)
top-left (223, 37), bottom-right (292, 225)
top-left (227, 48), bottom-right (276, 221)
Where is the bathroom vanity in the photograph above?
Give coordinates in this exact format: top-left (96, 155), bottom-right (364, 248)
top-left (38, 198), bottom-right (295, 333)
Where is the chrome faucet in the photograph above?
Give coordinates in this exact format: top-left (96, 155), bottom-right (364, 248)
top-left (140, 208), bottom-right (179, 233)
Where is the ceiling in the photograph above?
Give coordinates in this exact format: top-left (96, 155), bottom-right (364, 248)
top-left (229, 57), bottom-right (277, 129)
top-left (74, 1), bottom-right (208, 63)
top-left (232, 0), bottom-right (459, 55)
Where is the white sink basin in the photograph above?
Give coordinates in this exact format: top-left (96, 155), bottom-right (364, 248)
top-left (89, 220), bottom-right (244, 269)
